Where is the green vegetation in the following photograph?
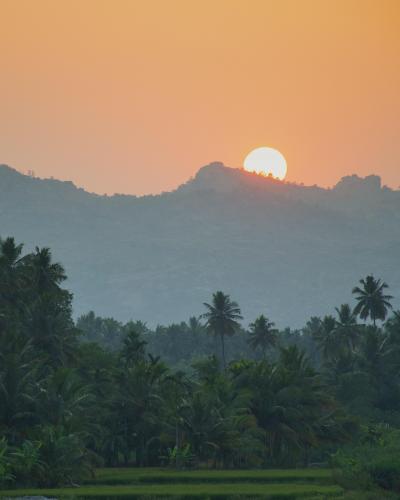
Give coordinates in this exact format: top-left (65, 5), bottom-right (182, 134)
top-left (1, 236), bottom-right (400, 498)
top-left (0, 466), bottom-right (340, 499)
top-left (0, 482), bottom-right (343, 498)
top-left (90, 467), bottom-right (333, 485)
top-left (332, 426), bottom-right (400, 493)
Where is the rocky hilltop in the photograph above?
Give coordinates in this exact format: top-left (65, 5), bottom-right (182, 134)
top-left (0, 163), bottom-right (399, 326)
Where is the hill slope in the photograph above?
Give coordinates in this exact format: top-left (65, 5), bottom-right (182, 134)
top-left (0, 162), bottom-right (399, 327)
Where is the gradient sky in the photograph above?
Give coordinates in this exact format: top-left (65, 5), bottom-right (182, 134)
top-left (1, 0), bottom-right (400, 195)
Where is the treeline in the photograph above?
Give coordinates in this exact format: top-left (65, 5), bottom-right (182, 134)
top-left (1, 237), bottom-right (400, 493)
top-left (77, 312), bottom-right (303, 368)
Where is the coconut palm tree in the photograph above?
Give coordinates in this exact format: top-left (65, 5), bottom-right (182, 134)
top-left (352, 275), bottom-right (393, 326)
top-left (202, 291), bottom-right (242, 370)
top-left (248, 315), bottom-right (278, 358)
top-left (0, 333), bottom-right (37, 444)
top-left (187, 316), bottom-right (204, 336)
top-left (0, 237), bottom-right (26, 315)
top-left (120, 328), bottom-right (147, 365)
top-left (0, 237), bottom-right (24, 270)
top-left (312, 315), bottom-right (338, 361)
top-left (357, 327), bottom-right (393, 386)
top-left (334, 304), bottom-right (360, 352)
top-left (28, 247), bottom-right (66, 292)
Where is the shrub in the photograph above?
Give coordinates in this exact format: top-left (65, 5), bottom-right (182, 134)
top-left (10, 440), bottom-right (44, 487)
top-left (34, 426), bottom-right (93, 487)
top-left (160, 444), bottom-right (196, 469)
top-left (332, 425), bottom-right (400, 493)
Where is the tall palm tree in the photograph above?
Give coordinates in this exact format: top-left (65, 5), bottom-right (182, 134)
top-left (248, 315), bottom-right (278, 358)
top-left (352, 275), bottom-right (393, 326)
top-left (202, 291), bottom-right (242, 370)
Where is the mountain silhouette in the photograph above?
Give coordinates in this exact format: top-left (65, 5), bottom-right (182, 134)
top-left (0, 162), bottom-right (399, 327)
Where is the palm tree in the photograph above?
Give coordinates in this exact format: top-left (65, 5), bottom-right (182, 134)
top-left (312, 315), bottom-right (338, 361)
top-left (30, 247), bottom-right (66, 291)
top-left (0, 237), bottom-right (24, 268)
top-left (0, 237), bottom-right (25, 311)
top-left (0, 332), bottom-right (37, 444)
top-left (357, 327), bottom-right (393, 385)
top-left (36, 368), bottom-right (92, 431)
top-left (233, 346), bottom-right (345, 466)
top-left (352, 275), bottom-right (393, 326)
top-left (187, 316), bottom-right (204, 336)
top-left (120, 329), bottom-right (147, 365)
top-left (334, 304), bottom-right (359, 352)
top-left (248, 315), bottom-right (278, 358)
top-left (202, 291), bottom-right (242, 370)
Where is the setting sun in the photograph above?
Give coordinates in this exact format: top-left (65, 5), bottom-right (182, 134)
top-left (243, 147), bottom-right (287, 180)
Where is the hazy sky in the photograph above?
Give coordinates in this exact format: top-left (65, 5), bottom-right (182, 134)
top-left (1, 0), bottom-right (400, 194)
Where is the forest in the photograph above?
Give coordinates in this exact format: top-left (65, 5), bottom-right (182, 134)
top-left (1, 236), bottom-right (400, 497)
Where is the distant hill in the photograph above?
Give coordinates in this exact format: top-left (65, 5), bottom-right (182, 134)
top-left (0, 162), bottom-right (399, 327)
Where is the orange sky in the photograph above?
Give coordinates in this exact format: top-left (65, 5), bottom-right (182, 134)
top-left (1, 0), bottom-right (400, 194)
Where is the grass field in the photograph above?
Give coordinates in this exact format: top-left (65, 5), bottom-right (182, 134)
top-left (89, 467), bottom-right (333, 485)
top-left (0, 467), bottom-right (343, 499)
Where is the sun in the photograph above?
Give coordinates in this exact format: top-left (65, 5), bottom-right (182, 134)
top-left (243, 147), bottom-right (287, 180)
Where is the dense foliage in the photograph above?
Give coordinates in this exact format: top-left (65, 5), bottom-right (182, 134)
top-left (1, 237), bottom-right (400, 495)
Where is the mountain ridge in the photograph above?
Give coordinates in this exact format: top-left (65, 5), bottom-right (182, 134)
top-left (1, 161), bottom-right (393, 198)
top-left (0, 163), bottom-right (399, 327)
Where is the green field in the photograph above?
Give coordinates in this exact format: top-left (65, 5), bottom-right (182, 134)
top-left (89, 467), bottom-right (333, 485)
top-left (0, 467), bottom-right (343, 499)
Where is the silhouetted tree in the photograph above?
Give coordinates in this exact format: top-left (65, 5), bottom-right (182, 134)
top-left (202, 291), bottom-right (242, 369)
top-left (334, 304), bottom-right (360, 353)
top-left (352, 275), bottom-right (393, 326)
top-left (248, 315), bottom-right (278, 358)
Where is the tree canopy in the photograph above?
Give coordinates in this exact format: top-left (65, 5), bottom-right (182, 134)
top-left (1, 237), bottom-right (400, 491)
